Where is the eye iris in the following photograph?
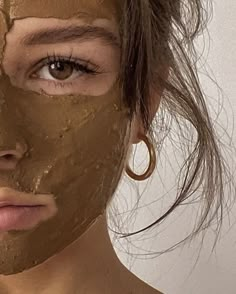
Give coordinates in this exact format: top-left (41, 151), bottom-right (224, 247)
top-left (49, 61), bottom-right (73, 80)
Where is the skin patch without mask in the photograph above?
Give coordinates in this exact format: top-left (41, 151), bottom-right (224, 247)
top-left (0, 0), bottom-right (130, 275)
top-left (0, 9), bottom-right (8, 71)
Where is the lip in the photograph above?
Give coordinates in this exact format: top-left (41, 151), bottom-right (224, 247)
top-left (0, 187), bottom-right (58, 232)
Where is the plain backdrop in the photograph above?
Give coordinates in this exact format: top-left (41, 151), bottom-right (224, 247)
top-left (109, 1), bottom-right (236, 294)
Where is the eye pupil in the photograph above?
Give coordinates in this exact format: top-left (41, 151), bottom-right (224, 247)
top-left (49, 61), bottom-right (73, 80)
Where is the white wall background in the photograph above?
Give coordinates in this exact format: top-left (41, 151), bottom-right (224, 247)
top-left (109, 1), bottom-right (236, 293)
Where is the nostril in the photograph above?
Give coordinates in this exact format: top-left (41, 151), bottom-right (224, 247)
top-left (0, 143), bottom-right (28, 171)
top-left (0, 151), bottom-right (21, 170)
top-left (0, 151), bottom-right (19, 160)
top-left (3, 154), bottom-right (16, 160)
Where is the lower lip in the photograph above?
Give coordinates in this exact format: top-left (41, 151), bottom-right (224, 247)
top-left (0, 205), bottom-right (47, 232)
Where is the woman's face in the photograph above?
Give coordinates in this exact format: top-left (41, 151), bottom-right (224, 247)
top-left (0, 0), bottom-right (131, 275)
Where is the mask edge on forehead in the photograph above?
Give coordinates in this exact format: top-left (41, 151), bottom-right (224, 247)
top-left (7, 0), bottom-right (122, 21)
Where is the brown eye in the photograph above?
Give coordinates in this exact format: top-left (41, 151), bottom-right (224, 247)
top-left (49, 61), bottom-right (73, 80)
top-left (31, 56), bottom-right (99, 85)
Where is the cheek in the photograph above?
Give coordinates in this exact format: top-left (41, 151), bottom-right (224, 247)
top-left (41, 114), bottom-right (129, 236)
top-left (37, 101), bottom-right (131, 201)
top-left (13, 85), bottom-right (131, 219)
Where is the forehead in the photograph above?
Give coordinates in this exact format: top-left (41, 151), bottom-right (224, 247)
top-left (0, 0), bottom-right (121, 20)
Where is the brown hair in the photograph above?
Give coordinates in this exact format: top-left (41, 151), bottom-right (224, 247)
top-left (115, 0), bottom-right (233, 243)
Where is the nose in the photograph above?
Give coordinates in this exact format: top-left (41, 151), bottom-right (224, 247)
top-left (0, 142), bottom-right (27, 171)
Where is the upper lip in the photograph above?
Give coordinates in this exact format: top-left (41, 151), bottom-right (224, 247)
top-left (0, 187), bottom-right (55, 208)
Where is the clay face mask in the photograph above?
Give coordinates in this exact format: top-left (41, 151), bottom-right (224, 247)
top-left (0, 0), bottom-right (130, 275)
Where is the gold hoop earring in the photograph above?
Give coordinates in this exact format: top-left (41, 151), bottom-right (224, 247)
top-left (125, 133), bottom-right (156, 181)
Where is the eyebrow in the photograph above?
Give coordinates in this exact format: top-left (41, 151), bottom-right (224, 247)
top-left (21, 25), bottom-right (120, 48)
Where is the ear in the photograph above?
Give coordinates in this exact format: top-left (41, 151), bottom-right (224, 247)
top-left (130, 66), bottom-right (169, 144)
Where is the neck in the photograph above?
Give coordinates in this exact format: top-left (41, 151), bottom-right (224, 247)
top-left (0, 214), bottom-right (126, 294)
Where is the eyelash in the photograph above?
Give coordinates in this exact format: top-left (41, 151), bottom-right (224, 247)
top-left (31, 52), bottom-right (101, 88)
